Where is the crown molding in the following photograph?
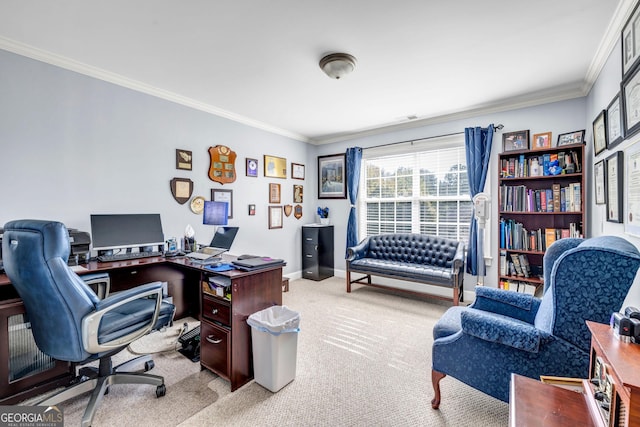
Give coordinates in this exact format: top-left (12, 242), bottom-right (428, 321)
top-left (0, 37), bottom-right (310, 143)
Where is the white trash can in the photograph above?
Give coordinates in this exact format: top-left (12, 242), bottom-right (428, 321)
top-left (247, 305), bottom-right (300, 392)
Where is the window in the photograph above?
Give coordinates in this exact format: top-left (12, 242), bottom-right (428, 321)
top-left (359, 137), bottom-right (472, 243)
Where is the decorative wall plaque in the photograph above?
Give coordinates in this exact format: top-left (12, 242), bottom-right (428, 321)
top-left (208, 145), bottom-right (237, 184)
top-left (294, 204), bottom-right (303, 219)
top-left (284, 205), bottom-right (293, 217)
top-left (170, 178), bottom-right (193, 204)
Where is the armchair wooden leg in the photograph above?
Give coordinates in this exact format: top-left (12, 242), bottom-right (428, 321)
top-left (346, 269), bottom-right (352, 293)
top-left (431, 369), bottom-right (446, 409)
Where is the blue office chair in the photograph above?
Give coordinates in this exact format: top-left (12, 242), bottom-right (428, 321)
top-left (431, 236), bottom-right (640, 406)
top-left (2, 220), bottom-right (176, 427)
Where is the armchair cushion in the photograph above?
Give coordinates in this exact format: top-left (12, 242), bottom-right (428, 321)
top-left (471, 287), bottom-right (541, 324)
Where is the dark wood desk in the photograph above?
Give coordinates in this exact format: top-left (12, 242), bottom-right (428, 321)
top-left (0, 256), bottom-right (283, 402)
top-left (509, 322), bottom-right (640, 427)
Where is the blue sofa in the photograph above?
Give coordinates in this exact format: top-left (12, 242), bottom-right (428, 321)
top-left (346, 233), bottom-right (465, 305)
top-left (430, 236), bottom-right (640, 406)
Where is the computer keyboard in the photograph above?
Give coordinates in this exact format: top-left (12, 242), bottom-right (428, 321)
top-left (97, 251), bottom-right (163, 262)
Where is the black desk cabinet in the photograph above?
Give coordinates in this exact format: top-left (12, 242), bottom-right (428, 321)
top-left (302, 225), bottom-right (334, 281)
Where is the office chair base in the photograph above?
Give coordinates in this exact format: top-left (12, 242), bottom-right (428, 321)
top-left (37, 356), bottom-right (165, 427)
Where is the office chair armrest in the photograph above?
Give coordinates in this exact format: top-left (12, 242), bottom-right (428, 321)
top-left (82, 282), bottom-right (164, 353)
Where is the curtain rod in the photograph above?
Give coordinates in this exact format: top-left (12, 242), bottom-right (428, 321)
top-left (363, 124), bottom-right (504, 150)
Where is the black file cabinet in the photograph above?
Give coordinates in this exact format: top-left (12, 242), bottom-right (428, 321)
top-left (302, 225), bottom-right (334, 281)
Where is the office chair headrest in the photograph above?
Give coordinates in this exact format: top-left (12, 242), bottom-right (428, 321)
top-left (3, 219), bottom-right (70, 262)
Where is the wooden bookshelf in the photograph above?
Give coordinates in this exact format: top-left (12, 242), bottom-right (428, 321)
top-left (497, 143), bottom-right (585, 294)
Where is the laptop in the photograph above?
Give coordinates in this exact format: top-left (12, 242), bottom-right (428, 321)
top-left (232, 256), bottom-right (284, 271)
top-left (187, 227), bottom-right (239, 261)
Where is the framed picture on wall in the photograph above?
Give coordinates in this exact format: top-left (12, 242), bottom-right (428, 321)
top-left (625, 141), bottom-right (640, 236)
top-left (592, 110), bottom-right (608, 156)
top-left (622, 0), bottom-right (640, 78)
top-left (594, 160), bottom-right (606, 205)
top-left (318, 153), bottom-right (347, 199)
top-left (605, 151), bottom-right (624, 223)
top-left (211, 189), bottom-right (233, 219)
top-left (268, 206), bottom-right (283, 229)
top-left (622, 63), bottom-right (640, 138)
top-left (606, 93), bottom-right (624, 148)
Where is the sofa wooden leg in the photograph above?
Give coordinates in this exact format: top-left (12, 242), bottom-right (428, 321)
top-left (431, 369), bottom-right (446, 409)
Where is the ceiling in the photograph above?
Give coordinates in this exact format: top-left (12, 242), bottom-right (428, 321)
top-left (0, 1), bottom-right (631, 144)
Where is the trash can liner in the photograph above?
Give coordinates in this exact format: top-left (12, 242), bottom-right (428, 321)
top-left (247, 305), bottom-right (300, 336)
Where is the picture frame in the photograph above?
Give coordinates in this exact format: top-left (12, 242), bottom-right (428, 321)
top-left (269, 183), bottom-right (281, 204)
top-left (592, 110), bottom-right (608, 156)
top-left (606, 151), bottom-right (624, 223)
top-left (175, 149), bottom-right (192, 170)
top-left (246, 158), bottom-right (258, 177)
top-left (606, 93), bottom-right (624, 149)
top-left (264, 155), bottom-right (287, 178)
top-left (625, 140), bottom-right (640, 237)
top-left (622, 0), bottom-right (640, 78)
top-left (293, 184), bottom-right (303, 203)
top-left (557, 130), bottom-right (585, 147)
top-left (594, 160), bottom-right (606, 205)
top-left (318, 153), bottom-right (347, 199)
top-left (532, 132), bottom-right (552, 150)
top-left (211, 189), bottom-right (233, 219)
top-left (268, 206), bottom-right (283, 229)
top-left (291, 163), bottom-right (305, 180)
top-left (248, 204), bottom-right (256, 216)
top-left (502, 130), bottom-right (529, 152)
top-left (622, 63), bottom-right (640, 138)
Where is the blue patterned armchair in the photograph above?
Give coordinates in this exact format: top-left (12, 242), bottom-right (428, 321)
top-left (431, 236), bottom-right (640, 407)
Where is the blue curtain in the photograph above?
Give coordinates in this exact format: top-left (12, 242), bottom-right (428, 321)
top-left (345, 147), bottom-right (363, 257)
top-left (465, 125), bottom-right (494, 275)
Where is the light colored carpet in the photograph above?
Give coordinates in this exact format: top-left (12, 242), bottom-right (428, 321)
top-left (35, 278), bottom-right (508, 426)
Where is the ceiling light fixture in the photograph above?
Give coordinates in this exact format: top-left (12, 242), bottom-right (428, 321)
top-left (319, 53), bottom-right (357, 79)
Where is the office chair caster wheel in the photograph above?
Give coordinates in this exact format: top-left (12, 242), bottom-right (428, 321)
top-left (156, 384), bottom-right (166, 398)
top-left (144, 360), bottom-right (155, 371)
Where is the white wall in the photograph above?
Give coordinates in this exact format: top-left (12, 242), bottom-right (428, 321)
top-left (0, 49), bottom-right (312, 277)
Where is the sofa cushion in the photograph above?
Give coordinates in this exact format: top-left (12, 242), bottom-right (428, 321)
top-left (349, 258), bottom-right (455, 287)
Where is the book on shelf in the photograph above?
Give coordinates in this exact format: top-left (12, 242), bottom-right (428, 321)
top-left (552, 184), bottom-right (561, 213)
top-left (545, 228), bottom-right (556, 249)
top-left (510, 253), bottom-right (524, 276)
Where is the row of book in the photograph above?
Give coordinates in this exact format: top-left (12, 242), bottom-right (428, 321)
top-left (500, 219), bottom-right (583, 251)
top-left (499, 183), bottom-right (581, 213)
top-left (501, 150), bottom-right (581, 178)
top-left (499, 251), bottom-right (536, 278)
top-left (498, 279), bottom-right (541, 296)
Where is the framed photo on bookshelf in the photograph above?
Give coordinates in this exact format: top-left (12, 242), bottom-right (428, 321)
top-left (606, 93), bottom-right (624, 148)
top-left (594, 160), bottom-right (606, 205)
top-left (606, 151), bottom-right (624, 223)
top-left (502, 130), bottom-right (529, 152)
top-left (557, 130), bottom-right (585, 147)
top-left (592, 110), bottom-right (608, 156)
top-left (532, 132), bottom-right (552, 150)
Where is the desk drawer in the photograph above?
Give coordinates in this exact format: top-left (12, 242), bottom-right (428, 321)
top-left (200, 321), bottom-right (230, 379)
top-left (202, 295), bottom-right (231, 327)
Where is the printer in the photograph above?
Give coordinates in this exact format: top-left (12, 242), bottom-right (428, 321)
top-left (68, 228), bottom-right (91, 265)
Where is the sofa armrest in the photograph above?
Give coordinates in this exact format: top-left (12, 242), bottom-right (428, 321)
top-left (461, 308), bottom-right (549, 353)
top-left (470, 287), bottom-right (541, 324)
top-left (346, 237), bottom-right (370, 262)
top-left (451, 242), bottom-right (465, 272)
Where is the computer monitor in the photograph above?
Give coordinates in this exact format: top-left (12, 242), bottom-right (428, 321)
top-left (90, 214), bottom-right (164, 251)
top-left (208, 227), bottom-right (239, 250)
top-left (203, 201), bottom-right (228, 226)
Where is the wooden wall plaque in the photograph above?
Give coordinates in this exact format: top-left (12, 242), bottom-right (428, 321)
top-left (208, 145), bottom-right (237, 184)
